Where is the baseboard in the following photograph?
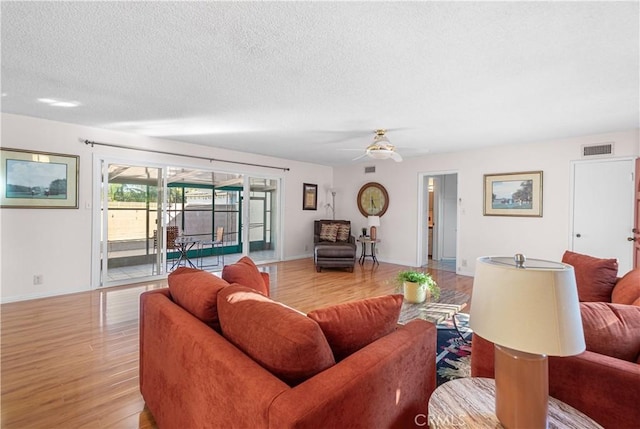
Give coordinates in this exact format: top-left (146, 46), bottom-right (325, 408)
top-left (283, 253), bottom-right (313, 261)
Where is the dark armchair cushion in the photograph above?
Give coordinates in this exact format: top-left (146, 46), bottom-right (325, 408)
top-left (336, 224), bottom-right (351, 242)
top-left (314, 220), bottom-right (354, 243)
top-left (319, 223), bottom-right (339, 242)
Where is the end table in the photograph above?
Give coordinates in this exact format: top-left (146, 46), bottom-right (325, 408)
top-left (357, 237), bottom-right (379, 265)
top-left (428, 377), bottom-right (602, 428)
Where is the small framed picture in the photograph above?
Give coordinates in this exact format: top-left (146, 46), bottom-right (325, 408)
top-left (1, 148), bottom-right (79, 208)
top-left (483, 171), bottom-right (543, 217)
top-left (303, 183), bottom-right (318, 210)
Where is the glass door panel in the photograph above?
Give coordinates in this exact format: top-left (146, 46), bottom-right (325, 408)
top-left (164, 168), bottom-right (244, 269)
top-left (214, 187), bottom-right (242, 254)
top-left (248, 177), bottom-right (278, 262)
top-left (101, 163), bottom-right (162, 285)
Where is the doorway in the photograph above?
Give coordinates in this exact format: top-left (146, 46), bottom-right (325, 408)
top-left (418, 172), bottom-right (458, 272)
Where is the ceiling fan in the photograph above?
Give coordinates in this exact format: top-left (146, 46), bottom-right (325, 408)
top-left (353, 129), bottom-right (403, 162)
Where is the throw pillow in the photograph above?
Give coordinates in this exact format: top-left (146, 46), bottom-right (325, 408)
top-left (336, 223), bottom-right (350, 242)
top-left (561, 250), bottom-right (618, 302)
top-left (167, 267), bottom-right (230, 330)
top-left (221, 256), bottom-right (269, 296)
top-left (580, 302), bottom-right (640, 362)
top-left (611, 268), bottom-right (640, 305)
top-left (217, 285), bottom-right (335, 386)
top-left (307, 294), bottom-right (404, 361)
top-left (319, 223), bottom-right (338, 242)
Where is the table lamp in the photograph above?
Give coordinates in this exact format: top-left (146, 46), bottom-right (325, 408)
top-left (470, 255), bottom-right (585, 429)
top-left (367, 216), bottom-right (380, 240)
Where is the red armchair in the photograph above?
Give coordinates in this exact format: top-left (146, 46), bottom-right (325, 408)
top-left (471, 252), bottom-right (640, 428)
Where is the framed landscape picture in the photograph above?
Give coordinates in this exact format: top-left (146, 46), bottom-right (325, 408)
top-left (483, 171), bottom-right (542, 217)
top-left (302, 183), bottom-right (318, 210)
top-left (1, 148), bottom-right (79, 208)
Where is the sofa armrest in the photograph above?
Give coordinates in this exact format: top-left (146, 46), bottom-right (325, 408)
top-left (549, 351), bottom-right (640, 428)
top-left (268, 320), bottom-right (436, 429)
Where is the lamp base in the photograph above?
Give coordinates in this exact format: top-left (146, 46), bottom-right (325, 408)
top-left (494, 344), bottom-right (549, 429)
top-left (370, 226), bottom-right (377, 240)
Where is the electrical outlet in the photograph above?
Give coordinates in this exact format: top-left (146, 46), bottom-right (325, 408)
top-left (461, 259), bottom-right (467, 267)
top-left (304, 244), bottom-right (309, 251)
top-left (33, 274), bottom-right (43, 285)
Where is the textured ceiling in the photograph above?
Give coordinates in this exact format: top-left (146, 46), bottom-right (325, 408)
top-left (1, 2), bottom-right (638, 166)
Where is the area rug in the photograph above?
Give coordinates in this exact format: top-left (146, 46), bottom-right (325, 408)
top-left (436, 313), bottom-right (472, 386)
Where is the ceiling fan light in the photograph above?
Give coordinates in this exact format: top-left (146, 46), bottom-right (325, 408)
top-left (367, 148), bottom-right (393, 159)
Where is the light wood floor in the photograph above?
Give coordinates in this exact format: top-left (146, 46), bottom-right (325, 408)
top-left (1, 258), bottom-right (473, 429)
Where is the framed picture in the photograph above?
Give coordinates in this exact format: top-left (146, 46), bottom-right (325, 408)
top-left (1, 148), bottom-right (79, 208)
top-left (302, 183), bottom-right (318, 210)
top-left (483, 171), bottom-right (543, 217)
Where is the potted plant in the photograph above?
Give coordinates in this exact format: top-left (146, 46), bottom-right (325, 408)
top-left (395, 270), bottom-right (440, 303)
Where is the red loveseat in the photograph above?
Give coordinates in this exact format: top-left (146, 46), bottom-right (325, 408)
top-left (140, 258), bottom-right (436, 428)
top-left (471, 252), bottom-right (640, 428)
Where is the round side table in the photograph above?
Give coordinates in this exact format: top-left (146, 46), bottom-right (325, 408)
top-left (428, 377), bottom-right (602, 428)
top-left (357, 237), bottom-right (380, 265)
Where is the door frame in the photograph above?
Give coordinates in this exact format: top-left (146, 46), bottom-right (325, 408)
top-left (416, 170), bottom-right (460, 269)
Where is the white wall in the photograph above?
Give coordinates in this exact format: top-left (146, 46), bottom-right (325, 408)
top-left (0, 113), bottom-right (332, 302)
top-left (334, 129), bottom-right (639, 276)
top-left (2, 113), bottom-right (637, 302)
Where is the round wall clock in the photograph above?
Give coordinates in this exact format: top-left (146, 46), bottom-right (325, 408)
top-left (357, 182), bottom-right (389, 217)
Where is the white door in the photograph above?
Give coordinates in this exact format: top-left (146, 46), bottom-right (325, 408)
top-left (572, 159), bottom-right (635, 273)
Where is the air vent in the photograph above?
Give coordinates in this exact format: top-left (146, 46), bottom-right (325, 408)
top-left (582, 142), bottom-right (614, 157)
top-left (364, 166), bottom-right (376, 174)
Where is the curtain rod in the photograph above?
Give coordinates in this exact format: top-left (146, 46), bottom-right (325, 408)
top-left (80, 138), bottom-right (290, 172)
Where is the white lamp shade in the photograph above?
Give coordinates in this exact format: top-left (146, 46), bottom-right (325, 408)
top-left (367, 216), bottom-right (380, 227)
top-left (469, 256), bottom-right (585, 357)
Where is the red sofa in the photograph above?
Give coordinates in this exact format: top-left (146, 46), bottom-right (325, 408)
top-left (471, 252), bottom-right (640, 428)
top-left (140, 259), bottom-right (437, 428)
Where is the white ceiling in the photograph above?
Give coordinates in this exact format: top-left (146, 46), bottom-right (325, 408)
top-left (1, 1), bottom-right (638, 166)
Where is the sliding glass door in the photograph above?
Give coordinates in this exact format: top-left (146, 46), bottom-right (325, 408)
top-left (95, 160), bottom-right (282, 287)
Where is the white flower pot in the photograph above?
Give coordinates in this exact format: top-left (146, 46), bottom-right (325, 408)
top-left (403, 281), bottom-right (429, 303)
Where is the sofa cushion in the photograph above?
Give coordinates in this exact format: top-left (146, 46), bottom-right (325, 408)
top-left (319, 223), bottom-right (339, 242)
top-left (336, 224), bottom-right (350, 242)
top-left (307, 294), bottom-right (403, 361)
top-left (217, 285), bottom-right (335, 386)
top-left (611, 269), bottom-right (640, 306)
top-left (562, 251), bottom-right (618, 302)
top-left (221, 256), bottom-right (269, 296)
top-left (167, 267), bottom-right (230, 330)
top-left (315, 243), bottom-right (356, 259)
top-left (580, 302), bottom-right (640, 363)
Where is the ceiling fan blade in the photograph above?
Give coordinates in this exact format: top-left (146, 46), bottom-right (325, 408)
top-left (352, 153), bottom-right (367, 161)
top-left (390, 151), bottom-right (403, 162)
